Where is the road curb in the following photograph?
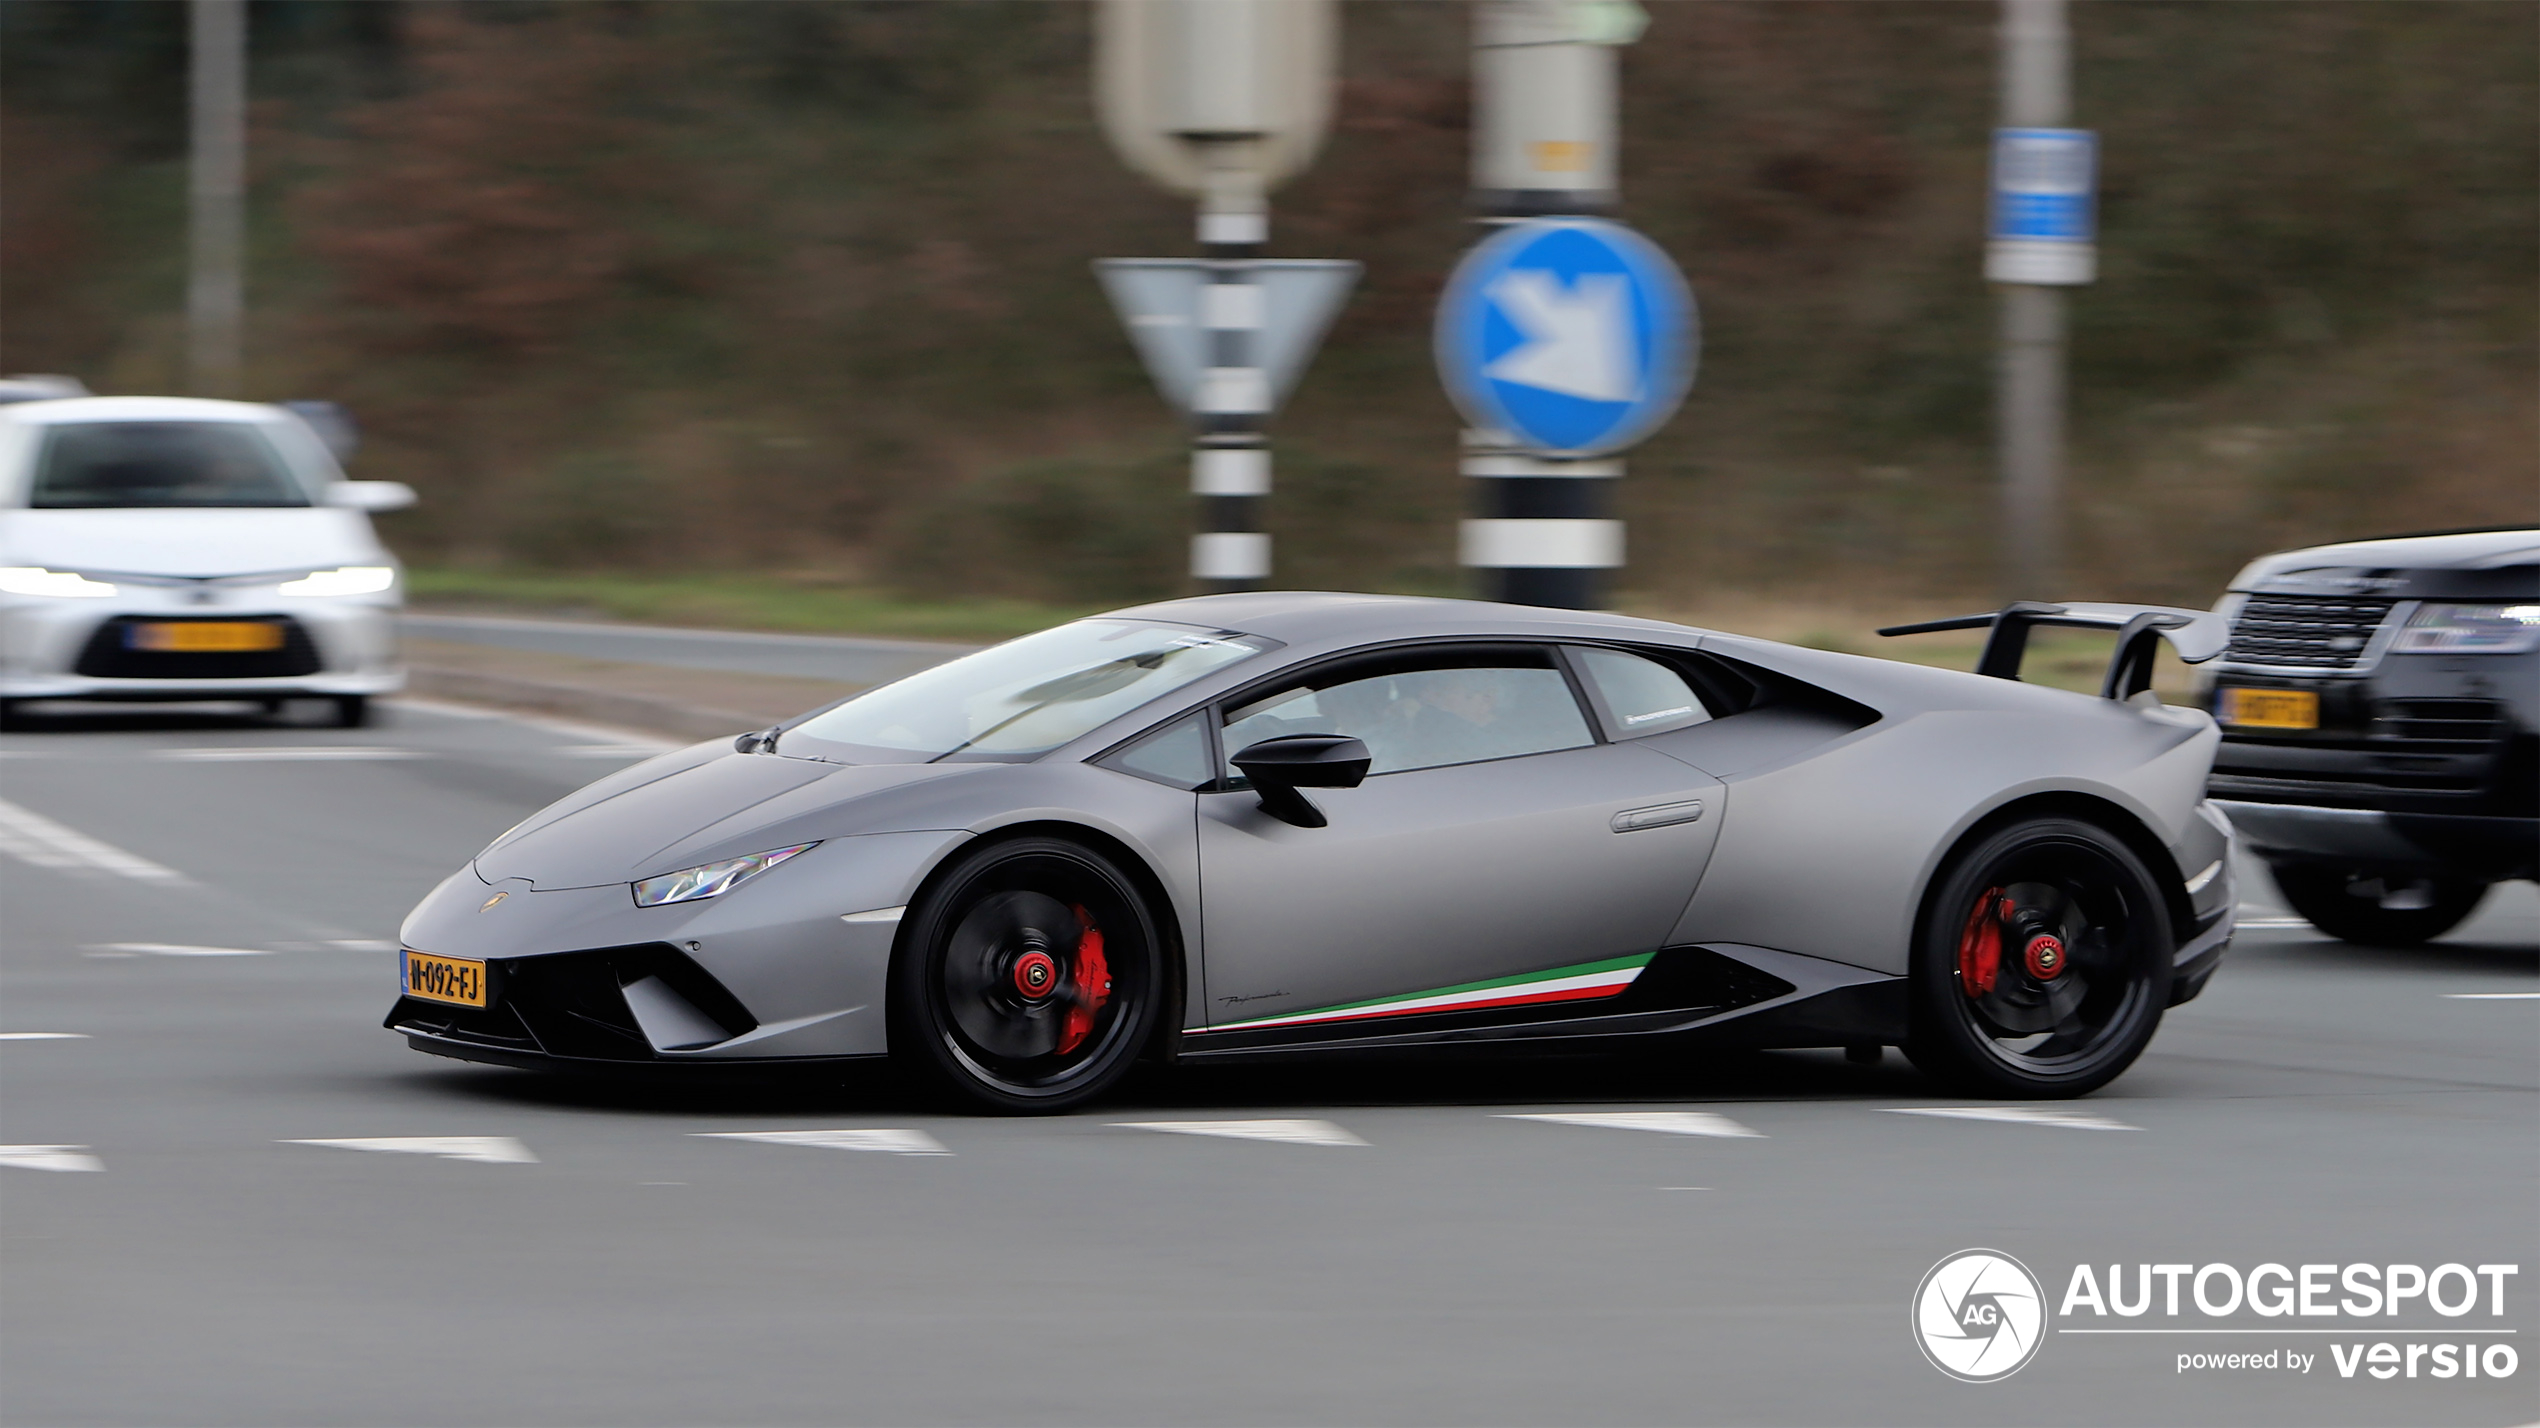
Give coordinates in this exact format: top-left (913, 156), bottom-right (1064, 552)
top-left (403, 664), bottom-right (767, 742)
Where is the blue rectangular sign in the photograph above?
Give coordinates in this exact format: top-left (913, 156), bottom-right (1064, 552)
top-left (1989, 128), bottom-right (2097, 244)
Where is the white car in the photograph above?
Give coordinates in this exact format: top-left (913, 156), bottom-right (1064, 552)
top-left (0, 396), bottom-right (415, 727)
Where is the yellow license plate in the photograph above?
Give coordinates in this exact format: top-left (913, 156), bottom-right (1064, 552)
top-left (130, 621), bottom-right (284, 653)
top-left (404, 951), bottom-right (489, 1008)
top-left (2220, 687), bottom-right (2319, 730)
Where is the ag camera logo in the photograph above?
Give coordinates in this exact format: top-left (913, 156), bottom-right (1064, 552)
top-left (1915, 1249), bottom-right (2049, 1382)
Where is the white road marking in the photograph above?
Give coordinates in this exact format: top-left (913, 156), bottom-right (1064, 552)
top-left (91, 943), bottom-right (269, 958)
top-left (0, 1032), bottom-right (89, 1041)
top-left (1498, 1110), bottom-right (1766, 1139)
top-left (155, 747), bottom-right (426, 761)
top-left (283, 1136), bottom-right (537, 1165)
top-left (1113, 1119), bottom-right (1369, 1147)
top-left (695, 1129), bottom-right (951, 1156)
top-left (2447, 992), bottom-right (2540, 1000)
top-left (0, 796), bottom-right (192, 884)
top-left (0, 1145), bottom-right (103, 1172)
top-left (2234, 917), bottom-right (2314, 930)
top-left (1888, 1106), bottom-right (2140, 1131)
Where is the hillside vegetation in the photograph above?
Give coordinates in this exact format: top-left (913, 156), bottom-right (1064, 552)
top-left (4, 1), bottom-right (2532, 612)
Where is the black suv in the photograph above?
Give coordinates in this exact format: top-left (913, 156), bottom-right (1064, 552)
top-left (2200, 527), bottom-right (2538, 945)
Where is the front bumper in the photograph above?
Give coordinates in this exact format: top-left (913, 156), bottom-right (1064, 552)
top-left (2216, 799), bottom-right (2538, 882)
top-left (388, 831), bottom-right (971, 1069)
top-left (0, 595), bottom-right (402, 700)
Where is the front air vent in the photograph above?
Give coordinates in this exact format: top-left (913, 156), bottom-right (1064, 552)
top-left (2370, 699), bottom-right (2508, 748)
top-left (2222, 596), bottom-right (2398, 669)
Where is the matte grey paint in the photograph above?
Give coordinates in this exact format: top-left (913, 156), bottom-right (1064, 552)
top-left (397, 592), bottom-right (2230, 1062)
top-left (1194, 740), bottom-right (1722, 1021)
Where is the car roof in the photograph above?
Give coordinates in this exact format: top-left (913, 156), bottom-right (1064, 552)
top-left (2236, 527), bottom-right (2540, 581)
top-left (1104, 590), bottom-right (1717, 647)
top-left (0, 395), bottom-right (288, 427)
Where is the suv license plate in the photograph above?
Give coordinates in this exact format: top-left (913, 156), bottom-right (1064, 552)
top-left (128, 621), bottom-right (284, 653)
top-left (2220, 687), bottom-right (2319, 730)
top-left (404, 951), bottom-right (489, 1008)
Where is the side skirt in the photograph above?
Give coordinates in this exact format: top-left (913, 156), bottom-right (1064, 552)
top-left (1177, 943), bottom-right (1906, 1062)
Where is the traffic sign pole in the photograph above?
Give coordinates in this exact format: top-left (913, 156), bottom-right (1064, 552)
top-left (188, 0), bottom-right (246, 398)
top-left (1193, 260), bottom-right (1270, 590)
top-left (1094, 0), bottom-right (1341, 593)
top-left (1462, 2), bottom-right (1647, 610)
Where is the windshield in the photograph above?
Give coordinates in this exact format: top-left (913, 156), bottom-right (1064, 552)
top-left (30, 422), bottom-right (310, 509)
top-left (787, 619), bottom-right (1273, 763)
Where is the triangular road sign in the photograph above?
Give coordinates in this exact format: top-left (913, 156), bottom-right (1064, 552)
top-left (1096, 259), bottom-right (1360, 420)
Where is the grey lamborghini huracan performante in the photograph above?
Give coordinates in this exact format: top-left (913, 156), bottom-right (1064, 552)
top-left (389, 593), bottom-right (2239, 1111)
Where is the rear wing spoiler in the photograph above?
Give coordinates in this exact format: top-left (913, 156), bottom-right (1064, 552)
top-left (1877, 601), bottom-right (2227, 701)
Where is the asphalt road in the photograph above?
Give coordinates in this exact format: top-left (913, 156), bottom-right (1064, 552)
top-left (2, 698), bottom-right (2534, 1427)
top-left (399, 614), bottom-right (976, 686)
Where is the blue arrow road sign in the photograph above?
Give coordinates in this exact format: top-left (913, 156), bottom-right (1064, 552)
top-left (1435, 218), bottom-right (1697, 458)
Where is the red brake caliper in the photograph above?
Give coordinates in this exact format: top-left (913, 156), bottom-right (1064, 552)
top-left (1958, 887), bottom-right (2006, 997)
top-left (1056, 904), bottom-right (1112, 1055)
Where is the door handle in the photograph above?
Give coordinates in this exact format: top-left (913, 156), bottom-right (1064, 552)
top-left (1613, 800), bottom-right (1703, 832)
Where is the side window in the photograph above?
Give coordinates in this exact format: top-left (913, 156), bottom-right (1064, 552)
top-left (1098, 711), bottom-right (1217, 790)
top-left (1221, 647), bottom-right (1594, 778)
top-left (1576, 647), bottom-right (1714, 738)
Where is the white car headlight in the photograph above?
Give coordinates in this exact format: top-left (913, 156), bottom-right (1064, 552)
top-left (2393, 603), bottom-right (2540, 655)
top-left (277, 566), bottom-right (396, 597)
top-left (631, 843), bottom-right (818, 908)
top-left (0, 567), bottom-right (117, 598)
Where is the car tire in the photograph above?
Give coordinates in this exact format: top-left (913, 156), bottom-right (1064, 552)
top-left (888, 835), bottom-right (1166, 1114)
top-left (332, 695), bottom-right (370, 729)
top-left (2268, 863), bottom-right (2487, 947)
top-left (1904, 816), bottom-right (2174, 1099)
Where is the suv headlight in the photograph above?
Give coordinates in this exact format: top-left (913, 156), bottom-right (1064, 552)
top-left (277, 566), bottom-right (396, 597)
top-left (0, 567), bottom-right (117, 597)
top-left (2393, 603), bottom-right (2540, 655)
top-left (631, 843), bottom-right (818, 908)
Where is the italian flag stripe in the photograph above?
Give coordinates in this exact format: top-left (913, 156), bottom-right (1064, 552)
top-left (1211, 952), bottom-right (1655, 1033)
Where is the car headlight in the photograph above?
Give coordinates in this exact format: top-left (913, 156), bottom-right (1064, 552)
top-left (631, 843), bottom-right (818, 908)
top-left (2393, 603), bottom-right (2540, 655)
top-left (277, 566), bottom-right (396, 597)
top-left (0, 567), bottom-right (117, 597)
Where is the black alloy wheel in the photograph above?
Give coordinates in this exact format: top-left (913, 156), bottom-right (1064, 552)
top-left (889, 836), bottom-right (1165, 1113)
top-left (1905, 816), bottom-right (2173, 1098)
top-left (2268, 863), bottom-right (2488, 947)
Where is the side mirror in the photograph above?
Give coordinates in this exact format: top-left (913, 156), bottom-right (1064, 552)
top-left (1230, 734), bottom-right (1370, 829)
top-left (325, 480), bottom-right (416, 513)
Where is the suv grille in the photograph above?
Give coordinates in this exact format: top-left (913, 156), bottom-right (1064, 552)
top-left (2222, 596), bottom-right (2397, 668)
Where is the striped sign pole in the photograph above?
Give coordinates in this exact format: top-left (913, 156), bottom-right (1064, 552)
top-left (1461, 1), bottom-right (1638, 610)
top-left (1461, 443), bottom-right (1624, 609)
top-left (1193, 211), bottom-right (1270, 592)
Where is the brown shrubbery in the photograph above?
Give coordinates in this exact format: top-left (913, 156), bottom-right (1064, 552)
top-left (3, 1), bottom-right (2532, 606)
